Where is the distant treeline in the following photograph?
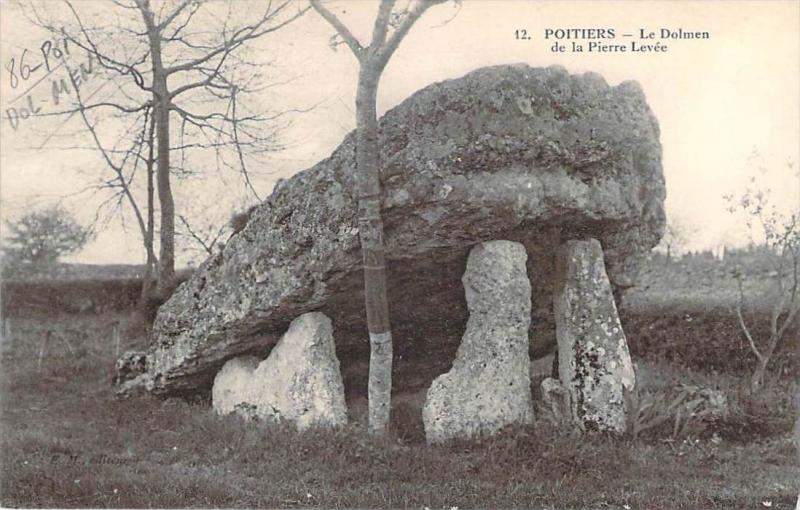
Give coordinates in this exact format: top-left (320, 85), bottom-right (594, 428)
top-left (649, 245), bottom-right (778, 273)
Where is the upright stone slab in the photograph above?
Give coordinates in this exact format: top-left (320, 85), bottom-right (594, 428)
top-left (212, 356), bottom-right (261, 416)
top-left (554, 238), bottom-right (635, 432)
top-left (212, 312), bottom-right (347, 431)
top-left (423, 240), bottom-right (533, 443)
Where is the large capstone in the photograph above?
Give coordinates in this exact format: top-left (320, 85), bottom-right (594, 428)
top-left (211, 312), bottom-right (347, 430)
top-left (554, 238), bottom-right (636, 432)
top-left (423, 240), bottom-right (533, 443)
top-left (118, 64), bottom-right (664, 398)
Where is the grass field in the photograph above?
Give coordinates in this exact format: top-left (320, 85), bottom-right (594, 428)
top-left (1, 307), bottom-right (798, 509)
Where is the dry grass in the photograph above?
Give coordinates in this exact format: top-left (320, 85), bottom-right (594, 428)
top-left (1, 312), bottom-right (799, 508)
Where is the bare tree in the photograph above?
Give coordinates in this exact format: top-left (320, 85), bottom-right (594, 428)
top-left (177, 212), bottom-right (229, 259)
top-left (65, 70), bottom-right (160, 305)
top-left (725, 163), bottom-right (800, 393)
top-left (24, 0), bottom-right (307, 297)
top-left (2, 206), bottom-right (92, 277)
top-left (310, 0), bottom-right (452, 436)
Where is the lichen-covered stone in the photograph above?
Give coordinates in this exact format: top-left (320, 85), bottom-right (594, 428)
top-left (554, 238), bottom-right (636, 432)
top-left (114, 350), bottom-right (147, 387)
top-left (423, 241), bottom-right (533, 443)
top-left (119, 64), bottom-right (664, 397)
top-left (211, 312), bottom-right (347, 431)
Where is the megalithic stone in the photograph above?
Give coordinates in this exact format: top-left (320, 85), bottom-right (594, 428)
top-left (212, 312), bottom-right (347, 431)
top-left (554, 238), bottom-right (635, 433)
top-left (423, 240), bottom-right (533, 444)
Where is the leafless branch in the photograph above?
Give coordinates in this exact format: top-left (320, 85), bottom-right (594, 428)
top-left (157, 0), bottom-right (197, 31)
top-left (178, 214), bottom-right (226, 255)
top-left (371, 0), bottom-right (397, 47)
top-left (62, 0), bottom-right (152, 91)
top-left (375, 0), bottom-right (448, 68)
top-left (735, 275), bottom-right (763, 362)
top-left (309, 0), bottom-right (364, 58)
top-left (34, 101), bottom-right (151, 118)
top-left (164, 1), bottom-right (307, 75)
top-left (67, 59), bottom-right (151, 251)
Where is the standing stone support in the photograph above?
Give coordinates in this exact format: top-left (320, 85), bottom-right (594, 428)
top-left (212, 312), bottom-right (347, 431)
top-left (423, 240), bottom-right (533, 443)
top-left (554, 238), bottom-right (635, 433)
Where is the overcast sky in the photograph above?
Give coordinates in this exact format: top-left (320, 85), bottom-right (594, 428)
top-left (1, 0), bottom-right (798, 265)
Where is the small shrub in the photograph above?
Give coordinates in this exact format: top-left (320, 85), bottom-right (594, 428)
top-left (626, 383), bottom-right (729, 441)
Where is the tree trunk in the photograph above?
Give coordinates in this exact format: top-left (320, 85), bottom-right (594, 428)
top-left (139, 110), bottom-right (158, 310)
top-left (140, 2), bottom-right (176, 298)
top-left (751, 330), bottom-right (782, 393)
top-left (153, 93), bottom-right (175, 296)
top-left (309, 0), bottom-right (447, 437)
top-left (356, 67), bottom-right (392, 436)
top-left (751, 357), bottom-right (768, 394)
top-left (139, 231), bottom-right (156, 318)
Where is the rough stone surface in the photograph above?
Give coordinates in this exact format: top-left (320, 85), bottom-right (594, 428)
top-left (114, 350), bottom-right (147, 387)
top-left (554, 238), bottom-right (636, 432)
top-left (211, 312), bottom-right (347, 430)
top-left (118, 64), bottom-right (664, 397)
top-left (211, 356), bottom-right (260, 415)
top-left (423, 241), bottom-right (533, 443)
top-left (541, 377), bottom-right (570, 425)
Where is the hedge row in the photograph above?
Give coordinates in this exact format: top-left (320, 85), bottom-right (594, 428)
top-left (1, 278), bottom-right (146, 317)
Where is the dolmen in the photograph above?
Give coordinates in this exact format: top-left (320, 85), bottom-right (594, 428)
top-left (116, 64), bottom-right (664, 437)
